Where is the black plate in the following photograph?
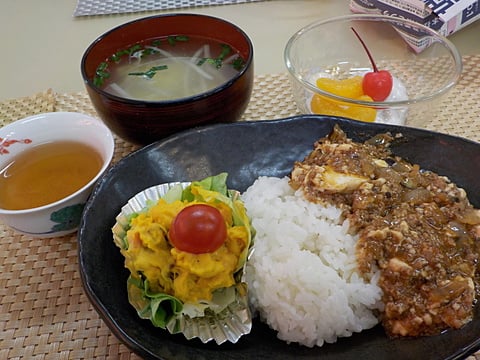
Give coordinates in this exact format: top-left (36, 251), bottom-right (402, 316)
top-left (78, 115), bottom-right (480, 360)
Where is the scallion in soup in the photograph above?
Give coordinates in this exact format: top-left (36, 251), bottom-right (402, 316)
top-left (94, 35), bottom-right (246, 101)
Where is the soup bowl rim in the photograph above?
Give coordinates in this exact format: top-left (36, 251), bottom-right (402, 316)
top-left (80, 13), bottom-right (254, 106)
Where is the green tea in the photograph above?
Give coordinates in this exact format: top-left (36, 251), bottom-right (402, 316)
top-left (0, 141), bottom-right (102, 210)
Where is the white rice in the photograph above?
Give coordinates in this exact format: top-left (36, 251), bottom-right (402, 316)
top-left (241, 176), bottom-right (383, 347)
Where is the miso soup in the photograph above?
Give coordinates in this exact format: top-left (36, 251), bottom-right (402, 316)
top-left (94, 35), bottom-right (246, 101)
top-left (0, 141), bottom-right (103, 210)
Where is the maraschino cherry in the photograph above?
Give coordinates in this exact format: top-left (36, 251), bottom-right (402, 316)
top-left (351, 27), bottom-right (393, 102)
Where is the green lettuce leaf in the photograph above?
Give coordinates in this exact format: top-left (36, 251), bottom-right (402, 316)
top-left (162, 183), bottom-right (184, 203)
top-left (127, 275), bottom-right (183, 329)
top-left (181, 172), bottom-right (228, 201)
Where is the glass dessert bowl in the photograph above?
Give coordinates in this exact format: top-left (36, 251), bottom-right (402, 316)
top-left (284, 14), bottom-right (462, 128)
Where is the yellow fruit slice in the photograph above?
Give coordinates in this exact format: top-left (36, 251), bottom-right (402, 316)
top-left (315, 76), bottom-right (364, 99)
top-left (310, 94), bottom-right (376, 123)
top-left (346, 95), bottom-right (377, 122)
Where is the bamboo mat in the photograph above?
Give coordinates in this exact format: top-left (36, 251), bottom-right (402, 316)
top-left (1, 55), bottom-right (480, 360)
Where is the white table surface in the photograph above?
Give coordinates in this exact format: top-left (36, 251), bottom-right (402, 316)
top-left (1, 0), bottom-right (479, 101)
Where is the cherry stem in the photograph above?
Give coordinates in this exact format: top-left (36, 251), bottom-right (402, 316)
top-left (351, 27), bottom-right (379, 73)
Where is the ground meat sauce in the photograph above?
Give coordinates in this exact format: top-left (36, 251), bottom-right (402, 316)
top-left (290, 125), bottom-right (480, 338)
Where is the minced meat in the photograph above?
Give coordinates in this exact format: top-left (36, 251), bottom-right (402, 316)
top-left (290, 125), bottom-right (480, 337)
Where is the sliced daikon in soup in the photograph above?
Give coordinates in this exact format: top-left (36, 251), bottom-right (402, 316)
top-left (96, 35), bottom-right (246, 101)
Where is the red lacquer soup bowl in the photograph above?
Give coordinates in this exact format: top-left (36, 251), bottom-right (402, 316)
top-left (81, 13), bottom-right (254, 145)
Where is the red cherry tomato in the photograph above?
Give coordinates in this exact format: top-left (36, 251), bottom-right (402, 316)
top-left (169, 204), bottom-right (227, 254)
top-left (362, 70), bottom-right (393, 102)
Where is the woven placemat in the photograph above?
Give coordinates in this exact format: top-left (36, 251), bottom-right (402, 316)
top-left (1, 56), bottom-right (480, 360)
top-left (74, 0), bottom-right (269, 17)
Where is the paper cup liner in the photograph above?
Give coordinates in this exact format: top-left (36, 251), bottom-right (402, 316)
top-left (112, 182), bottom-right (253, 344)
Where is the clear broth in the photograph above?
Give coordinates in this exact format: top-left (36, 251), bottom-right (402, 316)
top-left (0, 141), bottom-right (103, 210)
top-left (100, 35), bottom-right (244, 101)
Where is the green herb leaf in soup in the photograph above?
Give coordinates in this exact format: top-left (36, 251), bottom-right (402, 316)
top-left (93, 35), bottom-right (246, 101)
